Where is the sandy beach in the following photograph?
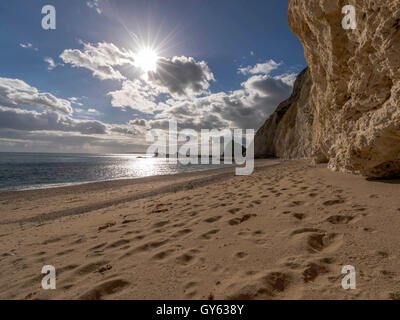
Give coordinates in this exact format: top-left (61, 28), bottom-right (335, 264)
top-left (0, 159), bottom-right (399, 300)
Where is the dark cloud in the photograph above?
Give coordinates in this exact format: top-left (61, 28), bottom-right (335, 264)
top-left (130, 119), bottom-right (147, 126)
top-left (0, 107), bottom-right (107, 134)
top-left (109, 125), bottom-right (137, 135)
top-left (242, 75), bottom-right (292, 99)
top-left (148, 56), bottom-right (214, 97)
top-left (0, 129), bottom-right (148, 154)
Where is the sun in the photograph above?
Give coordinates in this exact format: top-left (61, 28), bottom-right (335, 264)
top-left (135, 48), bottom-right (159, 73)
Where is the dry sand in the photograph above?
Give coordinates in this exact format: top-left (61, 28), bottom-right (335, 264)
top-left (1, 159), bottom-right (400, 300)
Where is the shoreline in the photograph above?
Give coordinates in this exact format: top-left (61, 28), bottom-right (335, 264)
top-left (0, 159), bottom-right (281, 225)
top-left (0, 164), bottom-right (237, 194)
top-left (0, 154), bottom-right (255, 193)
top-left (0, 159), bottom-right (279, 197)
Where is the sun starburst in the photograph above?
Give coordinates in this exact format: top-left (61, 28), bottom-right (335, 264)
top-left (135, 47), bottom-right (159, 73)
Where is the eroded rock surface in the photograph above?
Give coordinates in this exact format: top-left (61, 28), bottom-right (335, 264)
top-left (254, 68), bottom-right (313, 159)
top-left (289, 0), bottom-right (400, 177)
top-left (257, 1), bottom-right (400, 178)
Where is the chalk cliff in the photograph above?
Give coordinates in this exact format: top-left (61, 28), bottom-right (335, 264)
top-left (256, 0), bottom-right (400, 178)
top-left (254, 68), bottom-right (313, 159)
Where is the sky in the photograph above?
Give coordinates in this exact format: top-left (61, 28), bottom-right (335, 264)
top-left (0, 0), bottom-right (306, 154)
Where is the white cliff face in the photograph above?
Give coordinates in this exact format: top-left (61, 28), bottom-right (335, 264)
top-left (285, 0), bottom-right (400, 177)
top-left (254, 68), bottom-right (313, 159)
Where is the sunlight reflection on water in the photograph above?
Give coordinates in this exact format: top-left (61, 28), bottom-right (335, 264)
top-left (0, 153), bottom-right (231, 191)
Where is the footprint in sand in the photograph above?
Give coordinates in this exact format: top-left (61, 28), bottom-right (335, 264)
top-left (323, 199), bottom-right (345, 206)
top-left (79, 279), bottom-right (130, 300)
top-left (307, 233), bottom-right (343, 253)
top-left (302, 263), bottom-right (328, 283)
top-left (41, 234), bottom-right (73, 245)
top-left (363, 227), bottom-right (377, 233)
top-left (223, 271), bottom-right (292, 300)
top-left (228, 218), bottom-right (242, 226)
top-left (105, 239), bottom-right (130, 249)
top-left (204, 216), bottom-right (222, 223)
top-left (389, 292), bottom-right (400, 300)
top-left (293, 213), bottom-right (306, 220)
top-left (235, 252), bottom-right (248, 259)
top-left (376, 251), bottom-right (389, 258)
top-left (252, 230), bottom-right (265, 237)
top-left (121, 239), bottom-right (169, 257)
top-left (172, 228), bottom-right (192, 238)
top-left (56, 248), bottom-right (75, 256)
top-left (175, 249), bottom-right (201, 265)
top-left (152, 220), bottom-right (170, 228)
top-left (380, 270), bottom-right (396, 279)
top-left (89, 242), bottom-right (107, 251)
top-left (121, 219), bottom-right (138, 225)
top-left (57, 264), bottom-right (80, 276)
top-left (290, 228), bottom-right (322, 236)
top-left (184, 281), bottom-right (199, 298)
top-left (74, 260), bottom-right (111, 276)
top-left (228, 208), bottom-right (241, 214)
top-left (290, 228), bottom-right (343, 254)
top-left (32, 251), bottom-right (47, 257)
top-left (200, 229), bottom-right (220, 240)
top-left (326, 215), bottom-right (354, 224)
top-left (288, 201), bottom-right (305, 207)
top-left (151, 249), bottom-right (175, 261)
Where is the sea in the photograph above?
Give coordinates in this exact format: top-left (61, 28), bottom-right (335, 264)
top-left (0, 152), bottom-right (231, 191)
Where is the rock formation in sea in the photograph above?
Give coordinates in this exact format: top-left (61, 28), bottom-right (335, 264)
top-left (256, 0), bottom-right (400, 178)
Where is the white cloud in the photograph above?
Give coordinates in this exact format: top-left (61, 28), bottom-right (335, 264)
top-left (60, 42), bottom-right (135, 81)
top-left (238, 59), bottom-right (281, 75)
top-left (107, 79), bottom-right (162, 114)
top-left (0, 78), bottom-right (72, 114)
top-left (68, 97), bottom-right (83, 106)
top-left (87, 0), bottom-right (102, 14)
top-left (19, 43), bottom-right (32, 49)
top-left (273, 73), bottom-right (298, 86)
top-left (44, 57), bottom-right (61, 70)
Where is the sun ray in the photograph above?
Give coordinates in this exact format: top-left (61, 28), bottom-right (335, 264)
top-left (135, 47), bottom-right (159, 73)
